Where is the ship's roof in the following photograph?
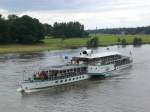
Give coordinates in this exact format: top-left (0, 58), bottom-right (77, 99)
top-left (74, 51), bottom-right (121, 59)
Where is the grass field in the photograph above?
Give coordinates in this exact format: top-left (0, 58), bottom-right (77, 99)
top-left (0, 34), bottom-right (150, 53)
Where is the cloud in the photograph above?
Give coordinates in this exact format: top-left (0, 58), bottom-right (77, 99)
top-left (0, 0), bottom-right (91, 11)
top-left (0, 0), bottom-right (150, 29)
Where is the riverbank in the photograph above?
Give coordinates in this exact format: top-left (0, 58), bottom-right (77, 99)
top-left (0, 34), bottom-right (150, 53)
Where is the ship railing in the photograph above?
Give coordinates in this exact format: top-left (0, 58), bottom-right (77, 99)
top-left (89, 56), bottom-right (131, 66)
top-left (23, 70), bottom-right (87, 83)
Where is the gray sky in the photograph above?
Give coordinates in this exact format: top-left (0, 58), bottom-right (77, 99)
top-left (0, 0), bottom-right (150, 29)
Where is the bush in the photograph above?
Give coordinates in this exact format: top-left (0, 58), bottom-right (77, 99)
top-left (121, 39), bottom-right (127, 45)
top-left (117, 38), bottom-right (121, 44)
top-left (133, 37), bottom-right (142, 45)
top-left (86, 36), bottom-right (99, 48)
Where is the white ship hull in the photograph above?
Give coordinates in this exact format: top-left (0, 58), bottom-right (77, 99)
top-left (87, 64), bottom-right (115, 74)
top-left (17, 50), bottom-right (133, 93)
top-left (18, 63), bottom-right (132, 93)
top-left (87, 63), bottom-right (132, 76)
top-left (18, 74), bottom-right (90, 93)
top-left (115, 63), bottom-right (132, 70)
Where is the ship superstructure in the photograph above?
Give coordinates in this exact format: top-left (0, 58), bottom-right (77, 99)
top-left (17, 49), bottom-right (132, 93)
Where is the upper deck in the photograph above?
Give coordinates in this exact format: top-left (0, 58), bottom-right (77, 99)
top-left (73, 51), bottom-right (121, 60)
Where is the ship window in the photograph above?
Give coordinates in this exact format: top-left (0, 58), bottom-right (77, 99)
top-left (60, 80), bottom-right (63, 82)
top-left (69, 78), bottom-right (71, 81)
top-left (65, 79), bottom-right (67, 82)
top-left (79, 76), bottom-right (81, 78)
top-left (76, 77), bottom-right (78, 79)
top-left (82, 76), bottom-right (84, 78)
top-left (73, 78), bottom-right (75, 80)
top-left (55, 81), bottom-right (58, 83)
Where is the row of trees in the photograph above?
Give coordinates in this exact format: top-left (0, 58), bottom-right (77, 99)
top-left (53, 22), bottom-right (89, 38)
top-left (0, 14), bottom-right (45, 44)
top-left (117, 37), bottom-right (142, 46)
top-left (86, 37), bottom-right (142, 48)
top-left (0, 14), bottom-right (88, 44)
top-left (88, 26), bottom-right (150, 35)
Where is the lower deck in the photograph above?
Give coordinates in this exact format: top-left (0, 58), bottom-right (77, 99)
top-left (21, 74), bottom-right (90, 91)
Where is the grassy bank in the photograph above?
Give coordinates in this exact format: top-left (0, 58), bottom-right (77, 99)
top-left (0, 34), bottom-right (150, 53)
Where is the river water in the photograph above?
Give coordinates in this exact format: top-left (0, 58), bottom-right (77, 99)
top-left (0, 45), bottom-right (150, 112)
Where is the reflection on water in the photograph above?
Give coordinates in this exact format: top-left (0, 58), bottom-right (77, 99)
top-left (0, 45), bottom-right (150, 112)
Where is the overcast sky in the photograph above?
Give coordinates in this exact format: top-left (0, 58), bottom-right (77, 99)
top-left (0, 0), bottom-right (150, 29)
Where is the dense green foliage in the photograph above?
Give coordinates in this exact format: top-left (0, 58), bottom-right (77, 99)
top-left (86, 36), bottom-right (99, 48)
top-left (0, 14), bottom-right (45, 44)
top-left (121, 39), bottom-right (127, 45)
top-left (43, 23), bottom-right (53, 36)
top-left (133, 37), bottom-right (142, 45)
top-left (117, 38), bottom-right (121, 44)
top-left (53, 22), bottom-right (88, 38)
top-left (88, 26), bottom-right (150, 35)
top-left (0, 14), bottom-right (9, 43)
top-left (10, 15), bottom-right (45, 44)
top-left (0, 14), bottom-right (88, 44)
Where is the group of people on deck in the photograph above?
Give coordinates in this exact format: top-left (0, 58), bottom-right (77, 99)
top-left (33, 71), bottom-right (48, 80)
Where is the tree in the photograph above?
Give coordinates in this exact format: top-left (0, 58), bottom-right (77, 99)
top-left (43, 23), bottom-right (52, 36)
top-left (86, 36), bottom-right (99, 48)
top-left (121, 39), bottom-right (127, 45)
top-left (8, 14), bottom-right (18, 21)
top-left (52, 22), bottom-right (88, 38)
top-left (133, 37), bottom-right (142, 45)
top-left (88, 26), bottom-right (150, 35)
top-left (10, 15), bottom-right (45, 44)
top-left (117, 38), bottom-right (121, 44)
top-left (0, 15), bottom-right (10, 43)
top-left (7, 14), bottom-right (19, 43)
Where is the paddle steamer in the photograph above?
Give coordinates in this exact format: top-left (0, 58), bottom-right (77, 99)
top-left (17, 49), bottom-right (133, 93)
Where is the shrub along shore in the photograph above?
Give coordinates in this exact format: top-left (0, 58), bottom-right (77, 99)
top-left (0, 34), bottom-right (150, 54)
